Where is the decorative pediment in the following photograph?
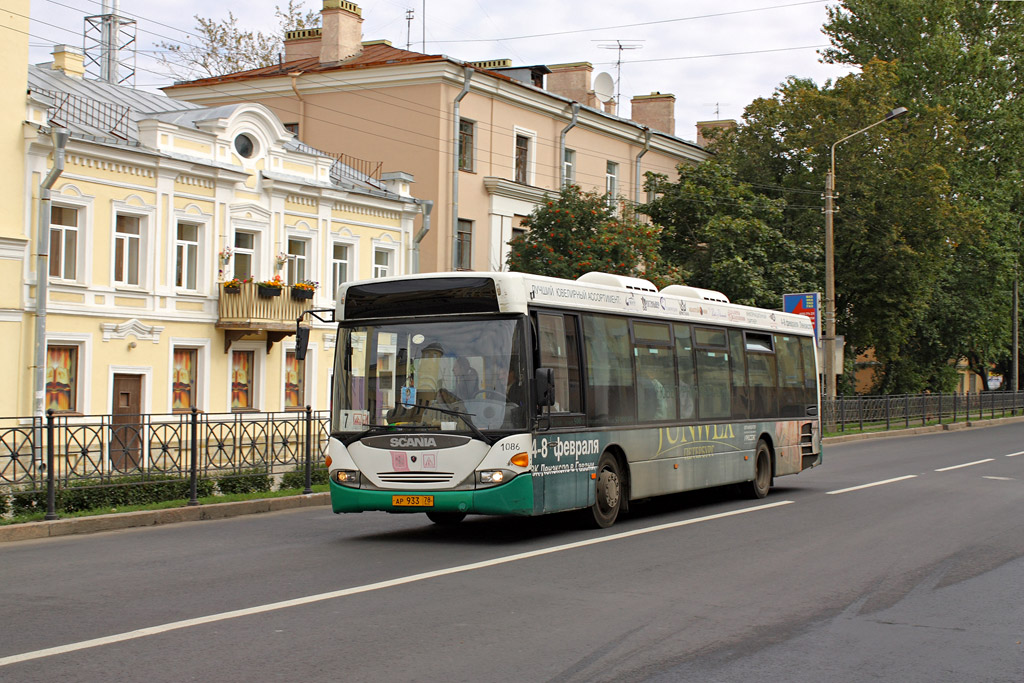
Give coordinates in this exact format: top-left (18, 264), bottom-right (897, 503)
top-left (100, 319), bottom-right (165, 343)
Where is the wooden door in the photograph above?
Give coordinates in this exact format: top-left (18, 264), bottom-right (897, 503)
top-left (111, 374), bottom-right (143, 470)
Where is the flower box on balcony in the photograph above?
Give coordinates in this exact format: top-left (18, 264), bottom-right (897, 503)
top-left (223, 285), bottom-right (240, 294)
top-left (291, 288), bottom-right (314, 300)
top-left (257, 285), bottom-right (281, 298)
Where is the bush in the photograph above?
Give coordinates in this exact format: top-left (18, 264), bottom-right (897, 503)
top-left (216, 468), bottom-right (272, 495)
top-left (279, 466), bottom-right (329, 490)
top-left (9, 476), bottom-right (216, 515)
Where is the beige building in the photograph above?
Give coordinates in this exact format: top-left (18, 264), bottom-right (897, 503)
top-left (11, 46), bottom-right (421, 418)
top-left (164, 0), bottom-right (710, 275)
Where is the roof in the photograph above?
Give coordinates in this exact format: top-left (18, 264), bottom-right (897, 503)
top-left (27, 63), bottom-right (391, 194)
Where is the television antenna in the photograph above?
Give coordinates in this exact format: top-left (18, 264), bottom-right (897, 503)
top-left (701, 102), bottom-right (731, 119)
top-left (595, 39), bottom-right (643, 108)
top-left (406, 8), bottom-right (414, 50)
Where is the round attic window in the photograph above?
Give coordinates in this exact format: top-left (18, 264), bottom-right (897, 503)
top-left (234, 133), bottom-right (255, 159)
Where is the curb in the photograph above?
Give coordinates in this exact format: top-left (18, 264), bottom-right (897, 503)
top-left (0, 492), bottom-right (330, 544)
top-left (822, 414), bottom-right (1024, 446)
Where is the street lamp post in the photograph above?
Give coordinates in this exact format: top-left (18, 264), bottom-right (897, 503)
top-left (823, 106), bottom-right (908, 398)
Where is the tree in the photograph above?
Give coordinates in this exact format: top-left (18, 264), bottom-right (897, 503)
top-left (821, 0), bottom-right (1024, 389)
top-left (641, 161), bottom-right (817, 309)
top-left (157, 1), bottom-right (320, 80)
top-left (506, 185), bottom-right (676, 286)
top-left (704, 60), bottom-right (975, 392)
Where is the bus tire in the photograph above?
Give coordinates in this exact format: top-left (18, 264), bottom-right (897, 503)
top-left (590, 452), bottom-right (623, 528)
top-left (426, 511), bottom-right (466, 525)
top-left (743, 440), bottom-right (772, 499)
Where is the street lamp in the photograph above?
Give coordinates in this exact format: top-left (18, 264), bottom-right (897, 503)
top-left (823, 106), bottom-right (908, 398)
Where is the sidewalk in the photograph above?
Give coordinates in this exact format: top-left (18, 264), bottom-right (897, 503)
top-left (4, 414), bottom-right (1022, 543)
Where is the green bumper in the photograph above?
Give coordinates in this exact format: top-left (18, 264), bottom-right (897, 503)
top-left (330, 472), bottom-right (536, 516)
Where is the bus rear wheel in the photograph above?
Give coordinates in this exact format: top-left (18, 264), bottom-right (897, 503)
top-left (426, 511), bottom-right (466, 525)
top-left (590, 452), bottom-right (622, 528)
top-left (743, 440), bottom-right (772, 499)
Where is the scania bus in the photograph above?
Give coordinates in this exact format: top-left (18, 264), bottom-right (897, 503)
top-left (296, 271), bottom-right (821, 528)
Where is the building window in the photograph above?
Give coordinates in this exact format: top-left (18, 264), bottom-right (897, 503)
top-left (515, 134), bottom-right (530, 183)
top-left (286, 237), bottom-right (308, 286)
top-left (175, 223), bottom-right (199, 291)
top-left (373, 249), bottom-right (392, 278)
top-left (172, 348), bottom-right (197, 411)
top-left (233, 231), bottom-right (256, 280)
top-left (283, 122), bottom-right (299, 136)
top-left (563, 148), bottom-right (576, 185)
top-left (46, 345), bottom-right (78, 412)
top-left (234, 133), bottom-right (255, 159)
top-left (114, 215), bottom-right (142, 286)
top-left (606, 161), bottom-right (619, 200)
top-left (231, 350), bottom-right (255, 411)
top-left (49, 206), bottom-right (79, 280)
top-left (459, 119), bottom-right (474, 171)
top-left (332, 242), bottom-right (350, 294)
top-left (285, 351), bottom-right (305, 410)
top-left (456, 219), bottom-right (473, 270)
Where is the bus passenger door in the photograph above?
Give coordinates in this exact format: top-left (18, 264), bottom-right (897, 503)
top-left (534, 312), bottom-right (587, 511)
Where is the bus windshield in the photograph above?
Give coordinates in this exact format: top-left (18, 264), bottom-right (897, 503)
top-left (333, 317), bottom-right (528, 434)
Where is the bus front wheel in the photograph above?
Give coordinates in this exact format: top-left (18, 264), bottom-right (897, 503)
top-left (426, 511), bottom-right (466, 525)
top-left (743, 440), bottom-right (772, 499)
top-left (590, 452), bottom-right (623, 528)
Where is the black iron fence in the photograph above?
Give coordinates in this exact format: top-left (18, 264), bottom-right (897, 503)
top-left (822, 391), bottom-right (1024, 432)
top-left (1, 408), bottom-right (330, 519)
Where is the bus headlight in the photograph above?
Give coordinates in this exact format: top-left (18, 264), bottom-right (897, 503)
top-left (331, 470), bottom-right (360, 487)
top-left (477, 469), bottom-right (515, 487)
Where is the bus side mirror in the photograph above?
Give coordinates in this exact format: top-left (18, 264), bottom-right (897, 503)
top-left (295, 326), bottom-right (310, 361)
top-left (535, 368), bottom-right (555, 407)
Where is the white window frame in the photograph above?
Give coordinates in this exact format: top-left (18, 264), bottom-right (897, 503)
top-left (286, 236), bottom-right (309, 286)
top-left (606, 161), bottom-right (619, 199)
top-left (282, 344), bottom-right (313, 411)
top-left (331, 241), bottom-right (352, 295)
top-left (113, 214), bottom-right (142, 287)
top-left (513, 127), bottom-right (536, 185)
top-left (459, 119), bottom-right (475, 172)
top-left (373, 247), bottom-right (393, 279)
top-left (563, 148), bottom-right (576, 186)
top-left (110, 199), bottom-right (156, 290)
top-left (456, 219), bottom-right (473, 271)
top-left (44, 334), bottom-right (92, 414)
top-left (49, 205), bottom-right (81, 282)
top-left (232, 229), bottom-right (258, 281)
top-left (174, 222), bottom-right (201, 292)
top-left (227, 340), bottom-right (265, 412)
top-left (168, 338), bottom-right (210, 412)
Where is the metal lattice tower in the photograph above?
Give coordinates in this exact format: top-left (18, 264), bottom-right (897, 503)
top-left (84, 0), bottom-right (137, 85)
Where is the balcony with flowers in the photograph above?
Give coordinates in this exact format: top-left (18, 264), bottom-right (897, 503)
top-left (217, 275), bottom-right (315, 352)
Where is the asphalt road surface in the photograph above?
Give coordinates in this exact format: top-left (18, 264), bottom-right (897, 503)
top-left (2, 423), bottom-right (1023, 682)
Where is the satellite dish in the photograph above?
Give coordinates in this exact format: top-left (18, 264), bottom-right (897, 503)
top-left (593, 72), bottom-right (615, 103)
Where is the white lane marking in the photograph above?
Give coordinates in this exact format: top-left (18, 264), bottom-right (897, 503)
top-left (826, 475), bottom-right (917, 495)
top-left (1005, 451), bottom-right (1024, 458)
top-left (935, 458), bottom-right (994, 472)
top-left (0, 500), bottom-right (794, 667)
top-left (983, 476), bottom-right (1014, 481)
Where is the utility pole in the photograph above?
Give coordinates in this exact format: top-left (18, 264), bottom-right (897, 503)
top-left (406, 8), bottom-right (414, 51)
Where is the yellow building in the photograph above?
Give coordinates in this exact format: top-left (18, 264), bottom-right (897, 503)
top-left (15, 46), bottom-right (422, 418)
top-left (164, 0), bottom-right (710, 275)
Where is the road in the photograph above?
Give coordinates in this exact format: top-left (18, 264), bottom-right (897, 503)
top-left (2, 423), bottom-right (1023, 682)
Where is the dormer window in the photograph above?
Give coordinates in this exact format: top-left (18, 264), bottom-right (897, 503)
top-left (234, 133), bottom-right (255, 158)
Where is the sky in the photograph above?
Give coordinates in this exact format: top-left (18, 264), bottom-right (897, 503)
top-left (26, 0), bottom-right (857, 144)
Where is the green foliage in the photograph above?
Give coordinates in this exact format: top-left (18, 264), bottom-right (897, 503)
top-left (279, 466), bottom-right (329, 490)
top-left (157, 1), bottom-right (321, 79)
top-left (10, 476), bottom-right (216, 515)
top-left (506, 184), bottom-right (678, 287)
top-left (641, 162), bottom-right (817, 309)
top-left (216, 468), bottom-right (273, 494)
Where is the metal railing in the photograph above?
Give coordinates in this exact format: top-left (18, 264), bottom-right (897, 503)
top-left (1, 408), bottom-right (330, 519)
top-left (822, 391), bottom-right (1024, 433)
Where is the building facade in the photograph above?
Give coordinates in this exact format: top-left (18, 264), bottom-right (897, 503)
top-left (10, 46), bottom-right (421, 418)
top-left (164, 0), bottom-right (710, 275)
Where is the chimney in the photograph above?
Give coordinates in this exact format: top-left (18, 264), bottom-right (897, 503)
top-left (546, 63), bottom-right (598, 108)
top-left (51, 45), bottom-right (85, 79)
top-left (630, 92), bottom-right (675, 136)
top-left (284, 28), bottom-right (323, 61)
top-left (696, 119), bottom-right (737, 147)
top-left (320, 0), bottom-right (363, 64)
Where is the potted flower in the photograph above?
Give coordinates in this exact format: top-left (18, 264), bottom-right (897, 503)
top-left (256, 275), bottom-right (284, 298)
top-left (222, 276), bottom-right (250, 294)
top-left (291, 280), bottom-right (318, 300)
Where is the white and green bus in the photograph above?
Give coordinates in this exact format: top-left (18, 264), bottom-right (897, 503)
top-left (297, 271), bottom-right (821, 528)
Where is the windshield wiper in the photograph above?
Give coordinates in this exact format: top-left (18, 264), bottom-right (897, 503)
top-left (402, 403), bottom-right (490, 443)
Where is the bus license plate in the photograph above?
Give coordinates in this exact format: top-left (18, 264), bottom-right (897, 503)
top-left (392, 495), bottom-right (433, 507)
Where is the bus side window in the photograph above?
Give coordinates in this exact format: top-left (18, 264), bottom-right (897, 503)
top-left (693, 327), bottom-right (730, 420)
top-left (745, 332), bottom-right (778, 418)
top-left (583, 315), bottom-right (635, 425)
top-left (674, 324), bottom-right (696, 421)
top-left (633, 320), bottom-right (675, 422)
top-left (775, 334), bottom-right (805, 417)
top-left (799, 336), bottom-right (818, 406)
top-left (729, 329), bottom-right (749, 420)
top-left (537, 313), bottom-right (582, 413)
